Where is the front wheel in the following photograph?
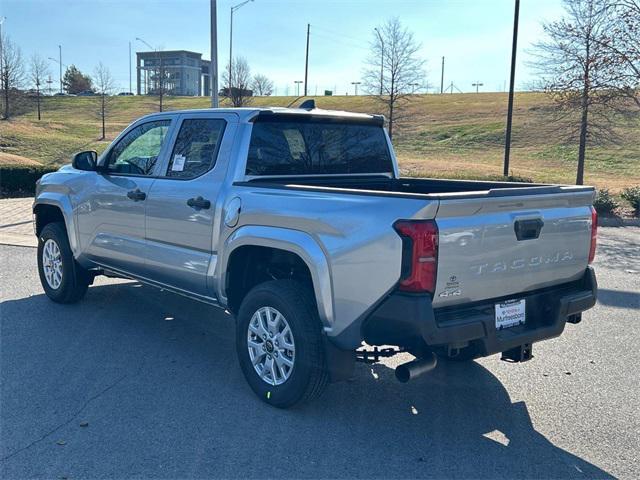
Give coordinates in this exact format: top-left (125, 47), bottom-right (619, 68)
top-left (236, 280), bottom-right (329, 408)
top-left (37, 222), bottom-right (89, 303)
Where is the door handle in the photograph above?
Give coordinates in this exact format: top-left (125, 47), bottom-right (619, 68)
top-left (187, 196), bottom-right (211, 209)
top-left (126, 189), bottom-right (146, 201)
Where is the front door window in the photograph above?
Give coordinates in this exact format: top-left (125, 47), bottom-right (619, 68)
top-left (106, 120), bottom-right (171, 175)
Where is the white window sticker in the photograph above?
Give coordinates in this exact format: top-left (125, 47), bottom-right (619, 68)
top-left (172, 154), bottom-right (186, 172)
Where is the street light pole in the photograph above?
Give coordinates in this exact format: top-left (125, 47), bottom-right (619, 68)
top-left (58, 45), bottom-right (62, 93)
top-left (351, 81), bottom-right (361, 96)
top-left (48, 56), bottom-right (66, 93)
top-left (129, 41), bottom-right (132, 94)
top-left (374, 27), bottom-right (384, 96)
top-left (304, 23), bottom-right (310, 97)
top-left (472, 81), bottom-right (483, 93)
top-left (136, 37), bottom-right (163, 111)
top-left (0, 17), bottom-right (5, 97)
top-left (503, 0), bottom-right (520, 177)
top-left (229, 0), bottom-right (254, 97)
top-left (210, 0), bottom-right (219, 107)
top-left (294, 80), bottom-right (303, 96)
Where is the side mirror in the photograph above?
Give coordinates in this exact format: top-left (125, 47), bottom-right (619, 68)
top-left (72, 151), bottom-right (98, 171)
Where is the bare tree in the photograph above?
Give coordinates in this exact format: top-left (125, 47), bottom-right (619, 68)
top-left (598, 0), bottom-right (640, 107)
top-left (530, 0), bottom-right (634, 185)
top-left (251, 73), bottom-right (274, 96)
top-left (93, 63), bottom-right (116, 140)
top-left (362, 18), bottom-right (426, 140)
top-left (222, 57), bottom-right (253, 107)
top-left (1, 33), bottom-right (25, 120)
top-left (29, 54), bottom-right (49, 121)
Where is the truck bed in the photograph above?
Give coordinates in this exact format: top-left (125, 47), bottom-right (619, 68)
top-left (238, 174), bottom-right (595, 311)
top-left (241, 175), bottom-right (594, 199)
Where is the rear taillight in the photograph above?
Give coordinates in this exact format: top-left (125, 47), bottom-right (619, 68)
top-left (393, 220), bottom-right (438, 294)
top-left (589, 206), bottom-right (597, 264)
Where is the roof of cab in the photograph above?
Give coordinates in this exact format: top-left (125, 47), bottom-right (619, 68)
top-left (137, 107), bottom-right (384, 125)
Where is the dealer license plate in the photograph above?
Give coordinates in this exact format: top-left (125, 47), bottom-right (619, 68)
top-left (495, 299), bottom-right (526, 330)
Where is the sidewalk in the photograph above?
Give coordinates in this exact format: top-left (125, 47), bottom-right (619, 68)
top-left (0, 197), bottom-right (37, 248)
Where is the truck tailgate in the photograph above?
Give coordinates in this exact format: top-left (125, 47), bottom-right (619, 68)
top-left (432, 187), bottom-right (595, 308)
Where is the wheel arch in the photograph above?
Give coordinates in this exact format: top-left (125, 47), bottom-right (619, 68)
top-left (218, 226), bottom-right (334, 330)
top-left (33, 195), bottom-right (78, 254)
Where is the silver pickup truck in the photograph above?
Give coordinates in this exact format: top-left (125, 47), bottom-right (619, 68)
top-left (33, 105), bottom-right (598, 408)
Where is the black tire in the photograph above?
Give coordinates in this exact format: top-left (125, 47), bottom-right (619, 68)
top-left (236, 280), bottom-right (329, 408)
top-left (37, 222), bottom-right (89, 304)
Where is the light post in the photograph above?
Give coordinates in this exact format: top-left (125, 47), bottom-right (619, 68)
top-left (351, 81), bottom-right (361, 96)
top-left (374, 27), bottom-right (384, 95)
top-left (0, 17), bottom-right (5, 94)
top-left (294, 80), bottom-right (303, 96)
top-left (229, 0), bottom-right (254, 96)
top-left (472, 81), bottom-right (483, 93)
top-left (47, 55), bottom-right (66, 94)
top-left (58, 45), bottom-right (62, 93)
top-left (210, 0), bottom-right (219, 107)
top-left (128, 40), bottom-right (132, 94)
top-left (503, 0), bottom-right (521, 176)
top-left (136, 37), bottom-right (163, 111)
top-left (409, 82), bottom-right (420, 94)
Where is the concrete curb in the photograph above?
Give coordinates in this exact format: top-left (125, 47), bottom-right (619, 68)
top-left (598, 217), bottom-right (640, 227)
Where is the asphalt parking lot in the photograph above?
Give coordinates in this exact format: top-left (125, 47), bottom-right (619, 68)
top-left (1, 227), bottom-right (639, 479)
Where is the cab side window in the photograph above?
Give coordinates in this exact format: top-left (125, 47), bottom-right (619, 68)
top-left (106, 120), bottom-right (171, 176)
top-left (166, 118), bottom-right (226, 179)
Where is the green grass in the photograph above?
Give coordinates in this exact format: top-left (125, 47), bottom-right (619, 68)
top-left (1, 92), bottom-right (638, 192)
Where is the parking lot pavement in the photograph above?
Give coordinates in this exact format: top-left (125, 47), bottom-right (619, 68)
top-left (1, 227), bottom-right (638, 479)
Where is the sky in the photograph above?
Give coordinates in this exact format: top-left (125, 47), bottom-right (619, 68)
top-left (2, 0), bottom-right (567, 95)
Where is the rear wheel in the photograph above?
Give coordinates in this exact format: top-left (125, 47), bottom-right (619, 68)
top-left (236, 280), bottom-right (329, 408)
top-left (37, 222), bottom-right (89, 303)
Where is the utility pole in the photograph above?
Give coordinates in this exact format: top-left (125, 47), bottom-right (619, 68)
top-left (472, 81), bottom-right (483, 93)
top-left (351, 81), bottom-right (361, 96)
top-left (440, 56), bottom-right (445, 94)
top-left (374, 27), bottom-right (384, 95)
top-left (211, 0), bottom-right (219, 107)
top-left (58, 45), bottom-right (62, 93)
top-left (128, 41), bottom-right (132, 94)
top-left (304, 23), bottom-right (310, 96)
top-left (503, 0), bottom-right (520, 177)
top-left (294, 80), bottom-right (303, 96)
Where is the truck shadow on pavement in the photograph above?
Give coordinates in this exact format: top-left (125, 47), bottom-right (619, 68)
top-left (597, 288), bottom-right (640, 309)
top-left (1, 280), bottom-right (614, 479)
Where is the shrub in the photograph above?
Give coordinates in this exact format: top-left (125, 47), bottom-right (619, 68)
top-left (621, 186), bottom-right (640, 216)
top-left (0, 165), bottom-right (58, 196)
top-left (593, 188), bottom-right (619, 215)
top-left (505, 174), bottom-right (534, 183)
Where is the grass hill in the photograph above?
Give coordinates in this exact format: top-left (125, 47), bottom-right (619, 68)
top-left (1, 93), bottom-right (638, 192)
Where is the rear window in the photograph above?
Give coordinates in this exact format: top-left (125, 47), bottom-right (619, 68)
top-left (246, 118), bottom-right (393, 176)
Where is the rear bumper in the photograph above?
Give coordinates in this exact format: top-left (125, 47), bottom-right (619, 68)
top-left (360, 267), bottom-right (597, 357)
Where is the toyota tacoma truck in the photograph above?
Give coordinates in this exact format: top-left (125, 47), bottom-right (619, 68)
top-left (33, 104), bottom-right (598, 408)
